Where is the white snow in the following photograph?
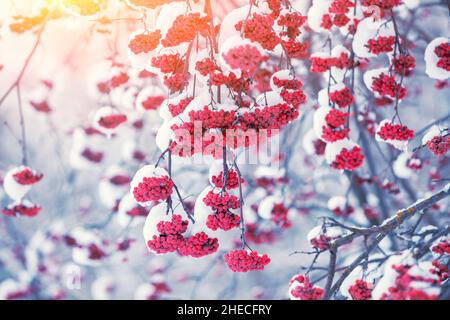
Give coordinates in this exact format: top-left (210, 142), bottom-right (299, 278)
top-left (375, 119), bottom-right (410, 151)
top-left (307, 1), bottom-right (332, 33)
top-left (325, 139), bottom-right (358, 165)
top-left (270, 69), bottom-right (296, 92)
top-left (91, 276), bottom-right (116, 300)
top-left (130, 165), bottom-right (170, 207)
top-left (363, 68), bottom-right (389, 96)
top-left (302, 128), bottom-right (322, 156)
top-left (116, 192), bottom-right (147, 227)
top-left (98, 165), bottom-right (130, 209)
top-left (327, 196), bottom-right (348, 212)
top-left (70, 227), bottom-right (104, 267)
top-left (353, 18), bottom-right (394, 59)
top-left (313, 106), bottom-right (332, 142)
top-left (142, 202), bottom-right (172, 245)
top-left (393, 152), bottom-right (415, 179)
top-left (421, 125), bottom-right (443, 145)
top-left (92, 106), bottom-right (127, 136)
top-left (127, 29), bottom-right (159, 71)
top-left (318, 83), bottom-right (346, 107)
top-left (425, 37), bottom-right (450, 80)
top-left (3, 166), bottom-right (34, 201)
top-left (258, 195), bottom-right (280, 220)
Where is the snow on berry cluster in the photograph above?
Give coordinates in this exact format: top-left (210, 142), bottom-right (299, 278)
top-left (211, 169), bottom-right (244, 190)
top-left (434, 43), bottom-right (450, 71)
top-left (161, 13), bottom-right (210, 48)
top-left (288, 274), bottom-right (324, 300)
top-left (131, 165), bottom-right (174, 206)
top-left (167, 97), bottom-right (303, 157)
top-left (244, 223), bottom-right (276, 245)
top-left (425, 38), bottom-right (450, 80)
top-left (348, 280), bottom-right (372, 300)
top-left (392, 55), bottom-right (416, 76)
top-left (360, 0), bottom-right (400, 10)
top-left (2, 201), bottom-right (42, 218)
top-left (422, 126), bottom-right (450, 156)
top-left (327, 196), bottom-right (354, 217)
top-left (379, 264), bottom-right (440, 300)
top-left (367, 36), bottom-right (395, 55)
top-left (224, 250), bottom-right (270, 272)
top-left (222, 43), bottom-right (268, 74)
top-left (365, 69), bottom-right (406, 99)
top-left (258, 196), bottom-right (292, 229)
top-left (314, 106), bottom-right (350, 143)
top-left (310, 51), bottom-right (351, 74)
top-left (128, 30), bottom-right (161, 55)
top-left (64, 227), bottom-right (109, 266)
top-left (93, 107), bottom-right (128, 136)
top-left (308, 0), bottom-right (357, 34)
top-left (235, 13), bottom-right (280, 51)
top-left (116, 193), bottom-right (148, 227)
top-left (429, 237), bottom-right (449, 281)
top-left (11, 167), bottom-right (43, 186)
top-left (328, 86), bottom-right (354, 109)
top-left (307, 225), bottom-right (343, 251)
top-left (203, 190), bottom-right (241, 231)
top-left (325, 139), bottom-right (365, 171)
top-left (375, 120), bottom-right (414, 151)
top-left (144, 204), bottom-right (218, 258)
top-left (28, 80), bottom-right (54, 113)
top-left (166, 97), bottom-right (193, 118)
top-left (372, 254), bottom-right (442, 300)
top-left (2, 166), bottom-right (43, 218)
top-left (98, 166), bottom-right (131, 210)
